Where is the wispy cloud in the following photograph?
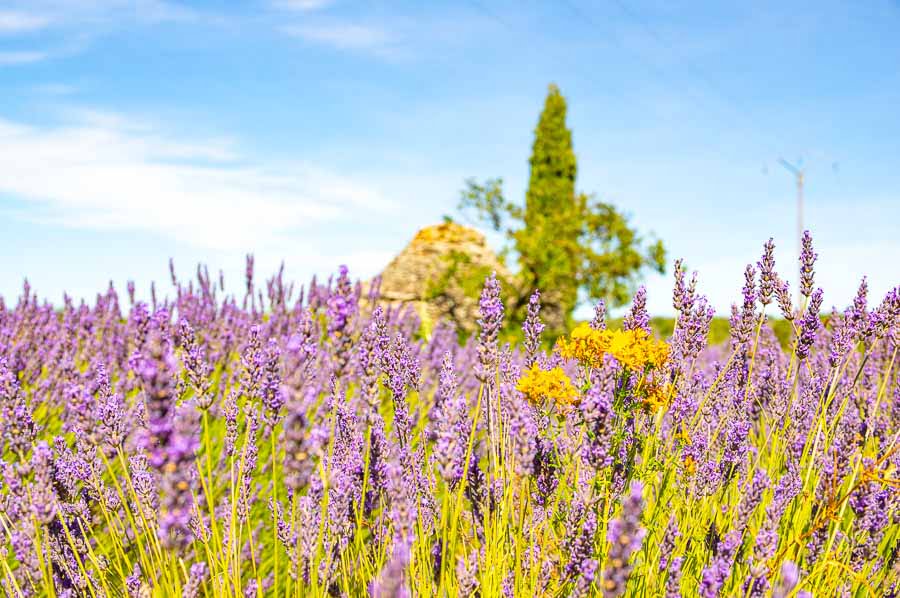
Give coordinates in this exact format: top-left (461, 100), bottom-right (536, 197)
top-left (282, 23), bottom-right (393, 53)
top-left (0, 50), bottom-right (49, 65)
top-left (0, 1), bottom-right (216, 68)
top-left (272, 0), bottom-right (336, 12)
top-left (9, 1), bottom-right (204, 25)
top-left (31, 83), bottom-right (79, 96)
top-left (0, 11), bottom-right (51, 34)
top-left (0, 110), bottom-right (394, 252)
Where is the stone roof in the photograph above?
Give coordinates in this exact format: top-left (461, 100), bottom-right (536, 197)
top-left (376, 222), bottom-right (512, 332)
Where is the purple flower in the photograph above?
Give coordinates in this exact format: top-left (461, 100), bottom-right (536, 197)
top-left (580, 385), bottom-right (614, 470)
top-left (158, 405), bottom-right (200, 549)
top-left (126, 563), bottom-right (143, 597)
top-left (699, 529), bottom-right (741, 597)
top-left (182, 562), bottom-right (207, 598)
top-left (384, 334), bottom-right (420, 445)
top-left (720, 418), bottom-right (750, 481)
top-left (237, 407), bottom-right (262, 525)
top-left (730, 265), bottom-right (758, 349)
top-left (476, 273), bottom-right (504, 383)
top-left (848, 277), bottom-right (869, 335)
top-left (283, 403), bottom-right (313, 493)
top-left (523, 290), bottom-right (545, 368)
top-left (672, 296), bottom-right (715, 364)
top-left (658, 514), bottom-right (679, 572)
top-left (664, 557), bottom-right (684, 597)
top-left (29, 441), bottom-right (58, 524)
top-left (135, 325), bottom-right (178, 470)
top-left (0, 358), bottom-right (38, 455)
top-left (370, 541), bottom-right (410, 598)
top-left (434, 364), bottom-right (469, 486)
top-left (357, 306), bottom-right (388, 418)
top-left (734, 469), bottom-right (769, 533)
top-left (799, 230), bottom-right (816, 298)
top-left (796, 288), bottom-right (823, 361)
top-left (327, 265), bottom-right (356, 336)
top-left (672, 258), bottom-right (687, 313)
top-left (602, 481), bottom-right (645, 597)
top-left (564, 500), bottom-right (598, 596)
top-left (507, 401), bottom-right (538, 477)
top-left (849, 478), bottom-right (891, 570)
top-left (177, 318), bottom-right (213, 409)
top-left (260, 339), bottom-right (286, 424)
top-left (590, 299), bottom-right (607, 330)
top-left (757, 238), bottom-right (776, 306)
top-left (623, 286), bottom-right (650, 334)
top-left (775, 275), bottom-right (794, 320)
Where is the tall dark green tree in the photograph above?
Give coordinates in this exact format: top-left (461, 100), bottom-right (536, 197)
top-left (459, 84), bottom-right (665, 333)
top-left (515, 84), bottom-right (582, 330)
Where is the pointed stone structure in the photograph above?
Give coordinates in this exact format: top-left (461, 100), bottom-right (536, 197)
top-left (376, 222), bottom-right (512, 333)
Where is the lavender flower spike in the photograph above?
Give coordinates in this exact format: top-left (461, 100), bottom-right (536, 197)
top-left (757, 238), bottom-right (776, 306)
top-left (522, 290), bottom-right (544, 368)
top-left (602, 481), bottom-right (646, 597)
top-left (799, 230), bottom-right (816, 297)
top-left (475, 272), bottom-right (504, 383)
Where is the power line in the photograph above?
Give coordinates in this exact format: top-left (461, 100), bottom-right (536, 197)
top-left (463, 0), bottom-right (516, 32)
top-left (558, 0), bottom-right (789, 154)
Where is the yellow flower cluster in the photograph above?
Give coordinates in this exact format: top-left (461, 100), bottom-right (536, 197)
top-left (515, 364), bottom-right (579, 408)
top-left (640, 381), bottom-right (672, 414)
top-left (556, 323), bottom-right (669, 371)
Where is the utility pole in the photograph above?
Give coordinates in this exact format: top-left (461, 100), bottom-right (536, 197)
top-left (778, 158), bottom-right (804, 302)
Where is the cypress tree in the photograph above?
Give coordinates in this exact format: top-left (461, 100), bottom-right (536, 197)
top-left (458, 83), bottom-right (666, 335)
top-left (515, 84), bottom-right (582, 331)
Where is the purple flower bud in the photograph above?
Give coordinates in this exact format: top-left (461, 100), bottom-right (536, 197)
top-left (796, 288), bottom-right (823, 361)
top-left (757, 238), bottom-right (776, 306)
top-left (699, 529), bottom-right (741, 597)
top-left (799, 230), bottom-right (816, 297)
top-left (564, 500), bottom-right (599, 595)
top-left (523, 290), bottom-right (545, 368)
top-left (658, 514), bottom-right (679, 572)
top-left (775, 275), bottom-right (794, 321)
top-left (664, 556), bottom-right (684, 597)
top-left (623, 287), bottom-right (650, 334)
top-left (580, 385), bottom-right (614, 470)
top-left (734, 469), bottom-right (769, 533)
top-left (476, 273), bottom-right (504, 383)
top-left (590, 299), bottom-right (607, 330)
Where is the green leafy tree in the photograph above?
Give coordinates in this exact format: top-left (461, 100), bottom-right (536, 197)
top-left (458, 84), bottom-right (665, 333)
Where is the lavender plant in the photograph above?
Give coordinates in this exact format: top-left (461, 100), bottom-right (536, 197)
top-left (0, 231), bottom-right (898, 597)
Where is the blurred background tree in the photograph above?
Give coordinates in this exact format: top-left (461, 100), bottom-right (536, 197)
top-left (458, 84), bottom-right (666, 334)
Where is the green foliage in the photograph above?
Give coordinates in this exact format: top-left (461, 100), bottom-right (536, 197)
top-left (422, 249), bottom-right (512, 336)
top-left (459, 84), bottom-right (665, 333)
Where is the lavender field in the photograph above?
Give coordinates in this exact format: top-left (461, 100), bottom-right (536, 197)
top-left (1, 232), bottom-right (898, 598)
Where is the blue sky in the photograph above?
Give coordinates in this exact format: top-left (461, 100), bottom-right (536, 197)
top-left (0, 0), bottom-right (898, 316)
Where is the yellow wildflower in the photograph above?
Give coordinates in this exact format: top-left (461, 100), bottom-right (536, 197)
top-left (641, 381), bottom-right (672, 414)
top-left (608, 329), bottom-right (647, 371)
top-left (645, 337), bottom-right (670, 369)
top-left (516, 364), bottom-right (579, 408)
top-left (556, 322), bottom-right (611, 368)
top-left (557, 323), bottom-right (670, 372)
top-left (683, 455), bottom-right (697, 476)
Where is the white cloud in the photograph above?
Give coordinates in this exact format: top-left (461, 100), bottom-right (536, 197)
top-left (282, 23), bottom-right (393, 53)
top-left (0, 11), bottom-right (51, 33)
top-left (272, 0), bottom-right (336, 11)
top-left (0, 111), bottom-right (394, 252)
top-left (32, 83), bottom-right (79, 95)
top-left (0, 50), bottom-right (49, 65)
